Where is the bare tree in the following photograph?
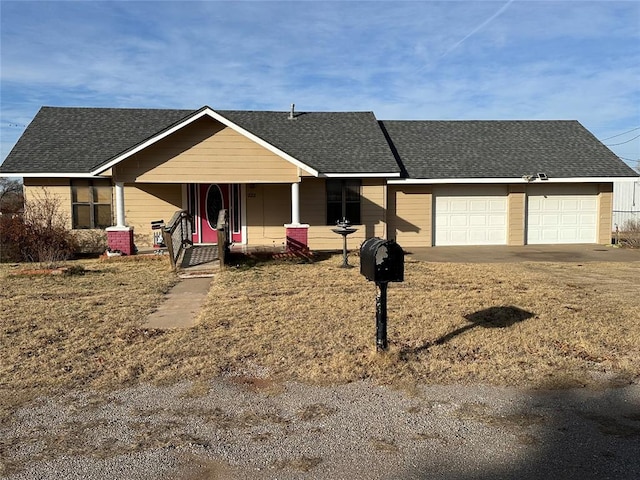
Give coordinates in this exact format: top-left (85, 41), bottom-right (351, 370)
top-left (0, 177), bottom-right (23, 214)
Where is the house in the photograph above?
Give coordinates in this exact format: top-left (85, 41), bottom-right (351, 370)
top-left (0, 105), bottom-right (637, 255)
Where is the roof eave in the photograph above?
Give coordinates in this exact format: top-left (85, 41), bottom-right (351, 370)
top-left (321, 172), bottom-right (401, 178)
top-left (0, 172), bottom-right (106, 178)
top-left (388, 176), bottom-right (639, 184)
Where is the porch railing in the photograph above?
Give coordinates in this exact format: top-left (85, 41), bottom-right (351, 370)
top-left (163, 210), bottom-right (193, 270)
top-left (217, 209), bottom-right (230, 269)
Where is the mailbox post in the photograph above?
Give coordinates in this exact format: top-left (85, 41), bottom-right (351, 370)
top-left (360, 238), bottom-right (404, 351)
top-left (376, 282), bottom-right (389, 350)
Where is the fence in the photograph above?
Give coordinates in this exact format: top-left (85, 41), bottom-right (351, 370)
top-left (613, 210), bottom-right (639, 231)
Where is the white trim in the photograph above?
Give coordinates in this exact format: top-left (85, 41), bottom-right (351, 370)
top-left (105, 225), bottom-right (133, 232)
top-left (90, 107), bottom-right (319, 177)
top-left (284, 223), bottom-right (310, 228)
top-left (388, 177), bottom-right (638, 185)
top-left (194, 184), bottom-right (201, 242)
top-left (240, 184), bottom-right (247, 245)
top-left (322, 172), bottom-right (401, 178)
top-left (3, 173), bottom-right (111, 178)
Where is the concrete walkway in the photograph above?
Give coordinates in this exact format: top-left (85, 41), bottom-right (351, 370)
top-left (143, 276), bottom-right (212, 329)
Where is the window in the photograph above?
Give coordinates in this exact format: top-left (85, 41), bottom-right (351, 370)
top-left (71, 179), bottom-right (112, 229)
top-left (326, 179), bottom-right (361, 225)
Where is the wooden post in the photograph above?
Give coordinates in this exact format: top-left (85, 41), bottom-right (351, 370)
top-left (216, 209), bottom-right (229, 270)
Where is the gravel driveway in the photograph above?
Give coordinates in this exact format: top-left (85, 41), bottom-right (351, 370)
top-left (2, 378), bottom-right (639, 479)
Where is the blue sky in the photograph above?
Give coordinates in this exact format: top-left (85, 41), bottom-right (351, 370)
top-left (1, 0), bottom-right (639, 171)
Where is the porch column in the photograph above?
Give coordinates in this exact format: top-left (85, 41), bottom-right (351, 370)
top-left (115, 181), bottom-right (126, 227)
top-left (106, 181), bottom-right (135, 255)
top-left (285, 181), bottom-right (310, 254)
top-left (291, 181), bottom-right (300, 225)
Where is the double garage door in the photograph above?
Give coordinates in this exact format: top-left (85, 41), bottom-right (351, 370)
top-left (433, 185), bottom-right (598, 246)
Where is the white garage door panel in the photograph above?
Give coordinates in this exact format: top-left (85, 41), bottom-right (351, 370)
top-left (527, 194), bottom-right (597, 244)
top-left (435, 195), bottom-right (507, 246)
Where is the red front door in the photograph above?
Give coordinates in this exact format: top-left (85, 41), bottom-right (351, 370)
top-left (192, 184), bottom-right (242, 244)
top-left (199, 184), bottom-right (226, 243)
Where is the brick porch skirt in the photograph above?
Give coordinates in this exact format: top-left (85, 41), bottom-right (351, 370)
top-left (285, 224), bottom-right (310, 254)
top-left (106, 226), bottom-right (135, 255)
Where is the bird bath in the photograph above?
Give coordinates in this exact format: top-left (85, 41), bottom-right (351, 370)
top-left (331, 219), bottom-right (358, 268)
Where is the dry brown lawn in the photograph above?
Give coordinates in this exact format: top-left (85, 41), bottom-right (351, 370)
top-left (1, 253), bottom-right (639, 418)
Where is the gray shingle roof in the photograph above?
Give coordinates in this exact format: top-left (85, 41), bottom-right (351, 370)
top-left (218, 110), bottom-right (400, 174)
top-left (380, 120), bottom-right (638, 179)
top-left (0, 107), bottom-right (400, 175)
top-left (1, 107), bottom-right (636, 179)
top-left (0, 107), bottom-right (195, 174)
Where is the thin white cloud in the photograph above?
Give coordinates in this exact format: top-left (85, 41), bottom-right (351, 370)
top-left (439, 0), bottom-right (516, 59)
top-left (1, 0), bottom-right (638, 165)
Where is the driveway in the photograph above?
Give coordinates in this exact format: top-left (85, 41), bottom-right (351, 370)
top-left (405, 244), bottom-right (640, 263)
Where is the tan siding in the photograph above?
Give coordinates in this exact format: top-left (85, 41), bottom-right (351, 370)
top-left (299, 178), bottom-right (387, 250)
top-left (114, 117), bottom-right (300, 184)
top-left (597, 183), bottom-right (614, 244)
top-left (245, 184), bottom-right (290, 248)
top-left (388, 186), bottom-right (432, 247)
top-left (23, 178), bottom-right (73, 229)
top-left (300, 178), bottom-right (325, 226)
top-left (243, 178), bottom-right (389, 250)
top-left (507, 185), bottom-right (526, 245)
top-left (299, 178), bottom-right (338, 250)
top-left (123, 184), bottom-right (182, 248)
top-left (361, 179), bottom-right (386, 239)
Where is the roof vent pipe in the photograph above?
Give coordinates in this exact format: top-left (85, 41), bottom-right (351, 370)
top-left (289, 103), bottom-right (295, 120)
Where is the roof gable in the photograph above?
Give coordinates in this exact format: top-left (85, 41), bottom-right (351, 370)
top-left (113, 115), bottom-right (303, 184)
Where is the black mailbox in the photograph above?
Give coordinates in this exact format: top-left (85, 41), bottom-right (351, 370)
top-left (360, 238), bottom-right (404, 283)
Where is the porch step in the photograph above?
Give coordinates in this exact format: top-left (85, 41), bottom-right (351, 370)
top-left (178, 271), bottom-right (217, 279)
top-left (177, 245), bottom-right (220, 278)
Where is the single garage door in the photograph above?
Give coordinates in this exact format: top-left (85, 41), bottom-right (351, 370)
top-left (527, 186), bottom-right (598, 244)
top-left (435, 187), bottom-right (507, 246)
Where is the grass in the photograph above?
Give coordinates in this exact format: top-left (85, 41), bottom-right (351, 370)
top-left (1, 253), bottom-right (639, 419)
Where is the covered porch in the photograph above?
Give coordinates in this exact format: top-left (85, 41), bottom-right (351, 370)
top-left (106, 180), bottom-right (310, 258)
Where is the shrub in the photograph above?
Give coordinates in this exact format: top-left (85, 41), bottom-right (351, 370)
top-left (0, 190), bottom-right (77, 265)
top-left (73, 229), bottom-right (108, 255)
top-left (0, 214), bottom-right (23, 262)
top-left (620, 218), bottom-right (640, 248)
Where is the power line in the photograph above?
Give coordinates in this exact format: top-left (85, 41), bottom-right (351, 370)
top-left (601, 126), bottom-right (640, 141)
top-left (605, 134), bottom-right (640, 147)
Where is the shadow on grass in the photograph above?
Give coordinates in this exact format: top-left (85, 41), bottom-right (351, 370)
top-left (401, 306), bottom-right (535, 358)
top-left (226, 250), bottom-right (335, 270)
